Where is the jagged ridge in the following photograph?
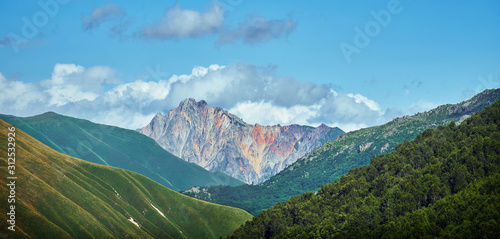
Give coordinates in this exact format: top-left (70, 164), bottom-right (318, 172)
top-left (140, 98), bottom-right (344, 184)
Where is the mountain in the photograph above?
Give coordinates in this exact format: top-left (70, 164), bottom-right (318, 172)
top-left (0, 112), bottom-right (243, 192)
top-left (0, 119), bottom-right (252, 239)
top-left (139, 98), bottom-right (344, 184)
top-left (184, 89), bottom-right (500, 216)
top-left (228, 96), bottom-right (500, 238)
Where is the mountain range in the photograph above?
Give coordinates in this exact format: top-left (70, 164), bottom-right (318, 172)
top-left (139, 98), bottom-right (344, 184)
top-left (0, 119), bottom-right (252, 238)
top-left (0, 112), bottom-right (243, 192)
top-left (0, 89), bottom-right (498, 238)
top-left (228, 93), bottom-right (500, 238)
top-left (184, 89), bottom-right (500, 215)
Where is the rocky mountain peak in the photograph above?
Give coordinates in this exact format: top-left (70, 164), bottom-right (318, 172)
top-left (140, 99), bottom-right (345, 184)
top-left (317, 123), bottom-right (328, 128)
top-left (179, 97), bottom-right (195, 106)
top-left (177, 98), bottom-right (208, 111)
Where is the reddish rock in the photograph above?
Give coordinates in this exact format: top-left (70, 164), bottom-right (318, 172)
top-left (140, 99), bottom-right (344, 184)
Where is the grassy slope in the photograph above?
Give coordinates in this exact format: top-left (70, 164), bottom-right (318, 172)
top-left (229, 94), bottom-right (500, 238)
top-left (184, 89), bottom-right (500, 216)
top-left (0, 119), bottom-right (252, 238)
top-left (0, 112), bottom-right (243, 192)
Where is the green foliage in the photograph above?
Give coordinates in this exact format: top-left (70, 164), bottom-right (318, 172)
top-left (0, 120), bottom-right (252, 238)
top-left (228, 99), bottom-right (500, 238)
top-left (0, 112), bottom-right (243, 191)
top-left (184, 89), bottom-right (500, 216)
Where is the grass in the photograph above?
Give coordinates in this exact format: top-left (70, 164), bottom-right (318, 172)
top-left (0, 119), bottom-right (252, 238)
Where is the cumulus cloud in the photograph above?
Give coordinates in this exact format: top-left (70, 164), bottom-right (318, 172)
top-left (164, 64), bottom-right (331, 109)
top-left (82, 4), bottom-right (126, 31)
top-left (0, 64), bottom-right (122, 125)
top-left (41, 63), bottom-right (119, 106)
top-left (228, 101), bottom-right (317, 126)
top-left (140, 4), bottom-right (223, 39)
top-left (0, 63), bottom-right (411, 132)
top-left (0, 73), bottom-right (46, 111)
top-left (160, 64), bottom-right (391, 131)
top-left (217, 15), bottom-right (297, 45)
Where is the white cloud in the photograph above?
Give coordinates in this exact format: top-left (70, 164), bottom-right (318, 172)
top-left (82, 4), bottom-right (126, 31)
top-left (105, 80), bottom-right (171, 106)
top-left (0, 63), bottom-right (413, 132)
top-left (42, 63), bottom-right (118, 106)
top-left (226, 92), bottom-right (385, 132)
top-left (146, 64), bottom-right (388, 131)
top-left (46, 85), bottom-right (99, 107)
top-left (0, 73), bottom-right (46, 111)
top-left (93, 108), bottom-right (156, 129)
top-left (141, 4), bottom-right (223, 39)
top-left (228, 101), bottom-right (317, 126)
top-left (347, 93), bottom-right (381, 112)
top-left (164, 64), bottom-right (332, 110)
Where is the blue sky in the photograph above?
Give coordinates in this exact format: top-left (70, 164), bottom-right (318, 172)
top-left (0, 0), bottom-right (499, 131)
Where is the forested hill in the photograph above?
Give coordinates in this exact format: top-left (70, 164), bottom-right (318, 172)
top-left (184, 89), bottom-right (500, 216)
top-left (228, 99), bottom-right (500, 238)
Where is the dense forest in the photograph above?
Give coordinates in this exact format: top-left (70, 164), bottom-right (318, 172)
top-left (228, 100), bottom-right (500, 238)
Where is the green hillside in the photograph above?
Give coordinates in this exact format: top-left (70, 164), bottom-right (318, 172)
top-left (184, 89), bottom-right (500, 215)
top-left (0, 119), bottom-right (252, 238)
top-left (228, 94), bottom-right (500, 238)
top-left (0, 112), bottom-right (243, 191)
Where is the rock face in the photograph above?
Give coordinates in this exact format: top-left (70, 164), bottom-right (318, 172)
top-left (140, 99), bottom-right (344, 184)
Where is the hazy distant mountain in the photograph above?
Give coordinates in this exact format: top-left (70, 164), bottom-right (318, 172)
top-left (0, 119), bottom-right (252, 239)
top-left (184, 89), bottom-right (500, 216)
top-left (140, 98), bottom-right (344, 184)
top-left (0, 112), bottom-right (243, 191)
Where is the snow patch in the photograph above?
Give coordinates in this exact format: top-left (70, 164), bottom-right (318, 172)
top-left (150, 203), bottom-right (166, 218)
top-left (128, 217), bottom-right (140, 228)
top-left (111, 186), bottom-right (120, 197)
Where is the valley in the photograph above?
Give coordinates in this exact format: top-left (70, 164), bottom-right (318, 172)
top-left (1, 1), bottom-right (497, 238)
